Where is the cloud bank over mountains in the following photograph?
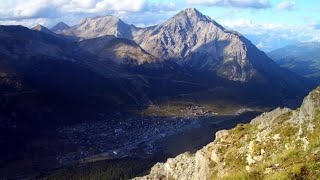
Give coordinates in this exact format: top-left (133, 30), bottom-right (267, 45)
top-left (187, 0), bottom-right (270, 9)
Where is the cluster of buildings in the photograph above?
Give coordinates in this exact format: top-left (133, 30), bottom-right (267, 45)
top-left (183, 105), bottom-right (217, 116)
top-left (57, 116), bottom-right (200, 164)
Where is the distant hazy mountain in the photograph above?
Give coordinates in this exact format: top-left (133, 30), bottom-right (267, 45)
top-left (245, 33), bottom-right (299, 52)
top-left (50, 22), bottom-right (70, 33)
top-left (268, 42), bottom-right (320, 82)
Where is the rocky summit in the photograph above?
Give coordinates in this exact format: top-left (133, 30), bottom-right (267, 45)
top-left (133, 8), bottom-right (276, 82)
top-left (55, 8), bottom-right (310, 85)
top-left (134, 86), bottom-right (320, 179)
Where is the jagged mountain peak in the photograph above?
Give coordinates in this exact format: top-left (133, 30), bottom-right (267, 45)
top-left (180, 8), bottom-right (204, 18)
top-left (176, 8), bottom-right (210, 20)
top-left (163, 8), bottom-right (224, 30)
top-left (79, 15), bottom-right (122, 26)
top-left (163, 8), bottom-right (211, 27)
top-left (184, 7), bottom-right (199, 13)
top-left (61, 15), bottom-right (132, 39)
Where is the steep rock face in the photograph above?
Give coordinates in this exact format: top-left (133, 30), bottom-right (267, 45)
top-left (62, 16), bottom-right (133, 39)
top-left (134, 87), bottom-right (320, 179)
top-left (132, 8), bottom-right (284, 82)
top-left (139, 151), bottom-right (211, 180)
top-left (133, 8), bottom-right (224, 60)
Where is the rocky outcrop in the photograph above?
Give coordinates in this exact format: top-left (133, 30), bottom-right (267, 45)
top-left (134, 150), bottom-right (212, 180)
top-left (134, 87), bottom-right (320, 179)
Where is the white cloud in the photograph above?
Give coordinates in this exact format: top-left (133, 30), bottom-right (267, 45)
top-left (311, 34), bottom-right (320, 42)
top-left (310, 8), bottom-right (320, 12)
top-left (0, 0), bottom-right (54, 19)
top-left (0, 0), bottom-right (180, 27)
top-left (186, 0), bottom-right (270, 9)
top-left (94, 0), bottom-right (147, 13)
top-left (0, 0), bottom-right (161, 28)
top-left (220, 18), bottom-right (320, 51)
top-left (223, 18), bottom-right (254, 28)
top-left (256, 42), bottom-right (266, 49)
top-left (53, 0), bottom-right (147, 13)
top-left (0, 18), bottom-right (48, 27)
top-left (276, 1), bottom-right (296, 11)
top-left (146, 2), bottom-right (177, 13)
top-left (0, 0), bottom-right (148, 20)
top-left (221, 18), bottom-right (287, 32)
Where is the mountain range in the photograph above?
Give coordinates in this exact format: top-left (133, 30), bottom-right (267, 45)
top-left (268, 42), bottom-right (320, 82)
top-left (0, 7), bottom-right (317, 180)
top-left (0, 7), bottom-right (314, 147)
top-left (55, 8), bottom-right (308, 84)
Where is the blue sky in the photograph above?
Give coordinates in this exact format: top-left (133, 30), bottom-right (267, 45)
top-left (0, 0), bottom-right (319, 51)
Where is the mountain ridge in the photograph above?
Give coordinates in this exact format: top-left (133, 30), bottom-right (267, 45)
top-left (268, 42), bottom-right (320, 82)
top-left (53, 8), bottom-right (313, 89)
top-left (61, 15), bottom-right (133, 39)
top-left (134, 86), bottom-right (320, 179)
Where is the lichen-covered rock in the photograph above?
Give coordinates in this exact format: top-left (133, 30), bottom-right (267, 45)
top-left (291, 87), bottom-right (320, 124)
top-left (250, 107), bottom-right (291, 129)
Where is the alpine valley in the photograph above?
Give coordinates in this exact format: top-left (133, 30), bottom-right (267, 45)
top-left (0, 8), bottom-right (317, 180)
